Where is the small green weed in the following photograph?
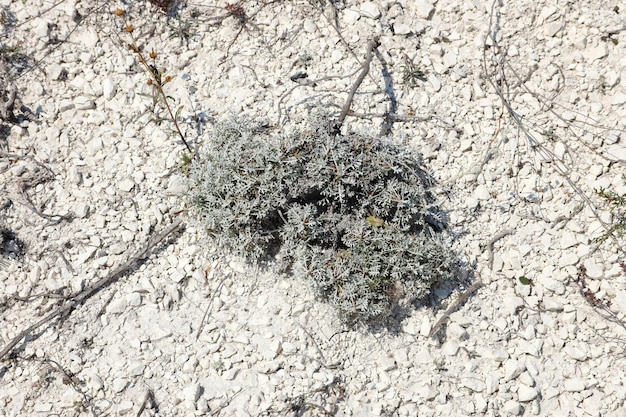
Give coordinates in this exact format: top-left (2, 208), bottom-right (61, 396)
top-left (595, 182), bottom-right (626, 243)
top-left (178, 152), bottom-right (193, 176)
top-left (400, 54), bottom-right (426, 88)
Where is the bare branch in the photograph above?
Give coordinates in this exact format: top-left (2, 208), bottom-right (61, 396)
top-left (335, 37), bottom-right (380, 131)
top-left (0, 218), bottom-right (184, 361)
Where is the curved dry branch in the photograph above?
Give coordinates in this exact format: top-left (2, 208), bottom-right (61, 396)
top-left (335, 37), bottom-right (379, 131)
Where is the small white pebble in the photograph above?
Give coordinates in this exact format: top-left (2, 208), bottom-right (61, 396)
top-left (518, 385), bottom-right (538, 402)
top-left (503, 399), bottom-right (522, 415)
top-left (504, 359), bottom-right (525, 381)
top-left (118, 178), bottom-right (135, 192)
top-left (103, 76), bottom-right (117, 100)
top-left (564, 377), bottom-right (586, 392)
top-left (183, 384), bottom-right (201, 402)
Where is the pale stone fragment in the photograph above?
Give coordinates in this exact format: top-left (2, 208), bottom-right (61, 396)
top-left (518, 385), bottom-right (538, 402)
top-left (48, 63), bottom-right (65, 81)
top-left (583, 259), bottom-right (603, 278)
top-left (564, 344), bottom-right (588, 361)
top-left (183, 383), bottom-right (201, 401)
top-left (541, 277), bottom-right (565, 294)
top-left (485, 373), bottom-right (499, 394)
top-left (542, 298), bottom-right (563, 312)
top-left (564, 378), bottom-right (586, 392)
top-left (474, 184), bottom-right (491, 200)
top-left (103, 76), bottom-right (117, 100)
top-left (416, 383), bottom-right (438, 400)
top-left (503, 400), bottom-right (522, 415)
top-left (118, 179), bottom-right (135, 192)
top-left (34, 403), bottom-right (53, 412)
top-left (605, 144), bottom-right (626, 161)
top-left (610, 92), bottom-right (626, 105)
top-left (415, 0), bottom-right (434, 19)
top-left (428, 74), bottom-right (441, 92)
top-left (378, 356), bottom-right (397, 371)
top-left (613, 290), bottom-right (626, 315)
top-left (358, 2), bottom-right (380, 18)
top-left (504, 359), bottom-right (525, 381)
top-left (394, 21), bottom-right (411, 35)
top-left (588, 44), bottom-right (608, 60)
top-left (544, 21), bottom-right (563, 37)
top-left (461, 373), bottom-right (485, 392)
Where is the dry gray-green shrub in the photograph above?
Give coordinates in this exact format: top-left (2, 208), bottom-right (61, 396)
top-left (187, 114), bottom-right (459, 324)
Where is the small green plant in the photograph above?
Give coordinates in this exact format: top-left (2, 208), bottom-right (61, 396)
top-left (541, 126), bottom-right (557, 142)
top-left (433, 36), bottom-right (451, 44)
top-left (178, 151), bottom-right (193, 176)
top-left (167, 13), bottom-right (196, 44)
top-left (187, 114), bottom-right (459, 325)
top-left (518, 276), bottom-right (533, 286)
top-left (400, 54), bottom-right (426, 88)
top-left (595, 182), bottom-right (626, 243)
top-left (116, 8), bottom-right (192, 152)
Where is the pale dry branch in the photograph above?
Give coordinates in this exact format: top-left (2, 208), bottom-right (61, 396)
top-left (335, 37), bottom-right (380, 130)
top-left (428, 279), bottom-right (483, 339)
top-left (486, 229), bottom-right (515, 270)
top-left (482, 0), bottom-right (620, 242)
top-left (0, 218), bottom-right (184, 361)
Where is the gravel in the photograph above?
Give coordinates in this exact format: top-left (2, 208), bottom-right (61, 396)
top-left (1, 0), bottom-right (626, 416)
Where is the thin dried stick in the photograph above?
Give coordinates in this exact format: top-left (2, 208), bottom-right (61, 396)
top-left (428, 279), bottom-right (483, 338)
top-left (275, 69), bottom-right (361, 126)
top-left (335, 38), bottom-right (380, 129)
top-left (136, 389), bottom-right (158, 417)
top-left (482, 0), bottom-right (617, 241)
top-left (195, 276), bottom-right (226, 339)
top-left (0, 218), bottom-right (184, 361)
top-left (210, 388), bottom-right (243, 416)
top-left (315, 0), bottom-right (377, 86)
top-left (486, 229), bottom-right (515, 270)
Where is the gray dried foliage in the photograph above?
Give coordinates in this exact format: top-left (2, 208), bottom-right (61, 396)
top-left (187, 114), bottom-right (459, 324)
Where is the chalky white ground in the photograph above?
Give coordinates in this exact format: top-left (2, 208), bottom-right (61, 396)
top-left (1, 0), bottom-right (626, 415)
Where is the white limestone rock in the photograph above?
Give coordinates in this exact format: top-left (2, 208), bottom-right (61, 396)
top-left (564, 378), bottom-right (586, 392)
top-left (103, 76), bottom-right (117, 100)
top-left (502, 400), bottom-right (522, 415)
top-left (504, 359), bottom-right (525, 381)
top-left (414, 0), bottom-right (434, 19)
top-left (358, 2), bottom-right (380, 19)
top-left (564, 343), bottom-right (588, 361)
top-left (183, 383), bottom-right (201, 402)
top-left (518, 385), bottom-right (538, 402)
top-left (461, 373), bottom-right (485, 392)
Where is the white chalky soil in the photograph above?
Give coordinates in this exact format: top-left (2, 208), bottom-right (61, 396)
top-left (1, 0), bottom-right (625, 416)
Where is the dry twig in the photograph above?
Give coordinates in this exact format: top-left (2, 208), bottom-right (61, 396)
top-left (482, 0), bottom-right (621, 242)
top-left (428, 279), bottom-right (483, 338)
top-left (195, 275), bottom-right (226, 339)
top-left (136, 388), bottom-right (159, 417)
top-left (486, 229), bottom-right (515, 270)
top-left (0, 218), bottom-right (184, 361)
top-left (335, 37), bottom-right (380, 130)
